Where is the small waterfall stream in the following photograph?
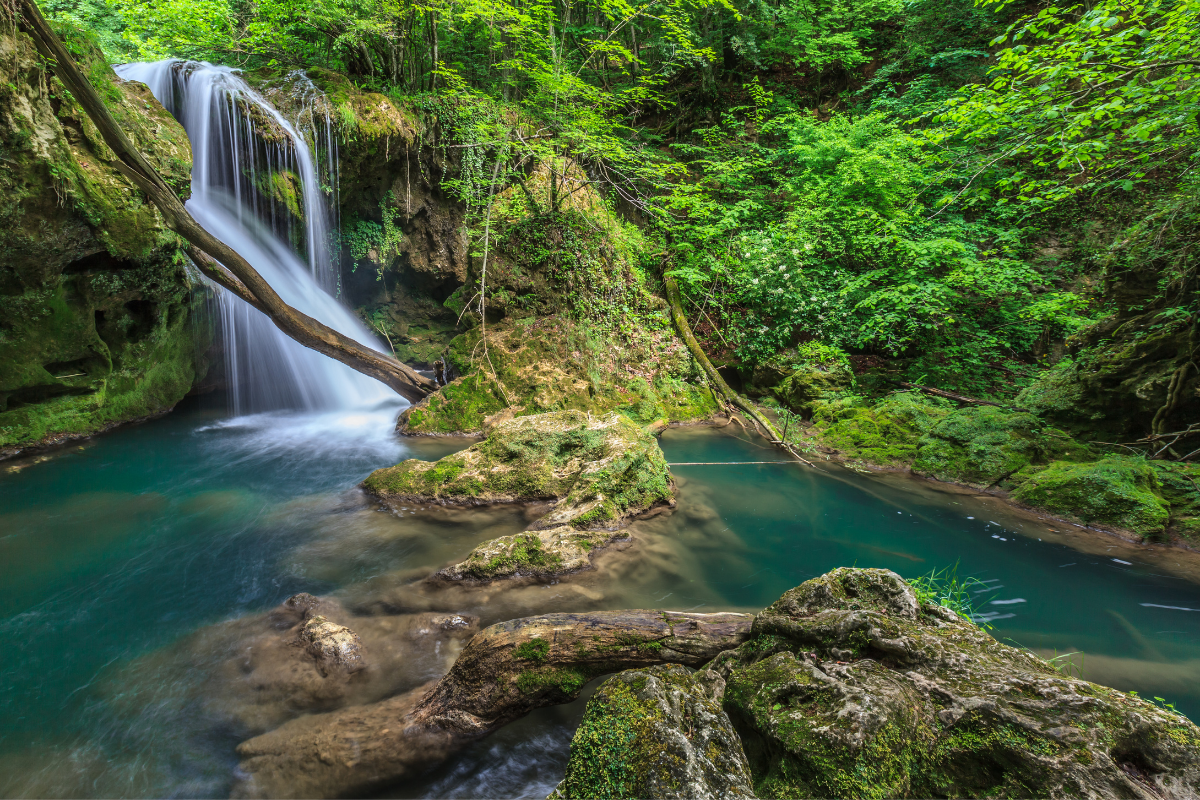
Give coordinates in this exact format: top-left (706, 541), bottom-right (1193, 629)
top-left (116, 60), bottom-right (393, 416)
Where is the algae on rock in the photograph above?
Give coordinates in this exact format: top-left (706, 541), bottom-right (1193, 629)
top-left (708, 568), bottom-right (1200, 799)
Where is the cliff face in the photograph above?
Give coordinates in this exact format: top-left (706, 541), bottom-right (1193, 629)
top-left (0, 22), bottom-right (209, 457)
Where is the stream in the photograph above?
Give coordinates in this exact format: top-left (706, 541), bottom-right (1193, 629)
top-left (2, 399), bottom-right (1199, 798)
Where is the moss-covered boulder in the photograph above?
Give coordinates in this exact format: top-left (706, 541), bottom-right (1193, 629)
top-left (1151, 461), bottom-right (1200, 544)
top-left (746, 343), bottom-right (855, 416)
top-left (551, 664), bottom-right (756, 800)
top-left (365, 411), bottom-right (673, 578)
top-left (911, 406), bottom-right (1087, 489)
top-left (0, 22), bottom-right (207, 456)
top-left (400, 315), bottom-right (720, 435)
top-left (707, 568), bottom-right (1200, 799)
top-left (1010, 457), bottom-right (1171, 537)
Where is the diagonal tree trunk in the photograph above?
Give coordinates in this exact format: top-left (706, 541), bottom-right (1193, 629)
top-left (13, 0), bottom-right (438, 403)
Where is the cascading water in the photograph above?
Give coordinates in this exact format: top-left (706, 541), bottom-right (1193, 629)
top-left (116, 60), bottom-right (393, 416)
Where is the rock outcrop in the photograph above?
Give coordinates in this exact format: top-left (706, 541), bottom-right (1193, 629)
top-left (551, 664), bottom-right (756, 800)
top-left (707, 568), bottom-right (1200, 799)
top-left (364, 410), bottom-right (674, 580)
top-left (0, 21), bottom-right (208, 457)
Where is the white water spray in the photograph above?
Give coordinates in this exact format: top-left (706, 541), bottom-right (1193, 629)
top-left (116, 60), bottom-right (396, 416)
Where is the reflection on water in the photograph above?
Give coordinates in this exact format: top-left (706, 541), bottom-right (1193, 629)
top-left (2, 410), bottom-right (1200, 798)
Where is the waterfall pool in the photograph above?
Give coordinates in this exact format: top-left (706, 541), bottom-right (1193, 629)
top-left (2, 403), bottom-right (1199, 798)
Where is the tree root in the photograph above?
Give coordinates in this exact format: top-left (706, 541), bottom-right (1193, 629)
top-left (231, 609), bottom-right (753, 798)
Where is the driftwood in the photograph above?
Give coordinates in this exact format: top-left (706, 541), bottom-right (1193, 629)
top-left (13, 0), bottom-right (437, 402)
top-left (663, 273), bottom-right (817, 467)
top-left (231, 609), bottom-right (754, 798)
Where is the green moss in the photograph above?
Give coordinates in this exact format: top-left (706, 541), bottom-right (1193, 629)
top-left (474, 533), bottom-right (564, 577)
top-left (0, 288), bottom-right (209, 450)
top-left (559, 674), bottom-right (665, 799)
top-left (911, 406), bottom-right (1077, 488)
top-left (515, 666), bottom-right (591, 696)
top-left (513, 637), bottom-right (551, 662)
top-left (1011, 456), bottom-right (1170, 536)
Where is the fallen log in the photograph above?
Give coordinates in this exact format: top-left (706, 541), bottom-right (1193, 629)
top-left (231, 609), bottom-right (754, 798)
top-left (13, 0), bottom-right (437, 403)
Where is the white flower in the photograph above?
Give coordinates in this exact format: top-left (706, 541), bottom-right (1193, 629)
top-left (791, 249), bottom-right (799, 256)
top-left (805, 244), bottom-right (813, 251)
top-left (751, 278), bottom-right (759, 285)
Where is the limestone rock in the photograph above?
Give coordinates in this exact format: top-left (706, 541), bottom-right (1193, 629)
top-left (709, 567), bottom-right (1200, 799)
top-left (552, 664), bottom-right (755, 800)
top-left (297, 615), bottom-right (365, 676)
top-left (365, 410), bottom-right (673, 581)
top-left (398, 316), bottom-right (720, 435)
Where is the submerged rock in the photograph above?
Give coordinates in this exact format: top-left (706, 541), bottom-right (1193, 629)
top-left (365, 410), bottom-right (673, 581)
top-left (551, 664), bottom-right (755, 800)
top-left (708, 567), bottom-right (1200, 799)
top-left (297, 615), bottom-right (365, 677)
top-left (435, 526), bottom-right (617, 581)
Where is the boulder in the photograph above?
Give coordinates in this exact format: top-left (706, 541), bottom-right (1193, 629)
top-left (551, 664), bottom-right (756, 800)
top-left (398, 316), bottom-right (719, 435)
top-left (708, 568), bottom-right (1200, 799)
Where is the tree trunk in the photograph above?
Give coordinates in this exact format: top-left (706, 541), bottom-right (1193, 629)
top-left (14, 0), bottom-right (438, 403)
top-left (232, 610), bottom-right (753, 798)
top-left (663, 272), bottom-right (811, 463)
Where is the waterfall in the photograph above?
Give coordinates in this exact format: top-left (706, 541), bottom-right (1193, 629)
top-left (116, 60), bottom-right (394, 416)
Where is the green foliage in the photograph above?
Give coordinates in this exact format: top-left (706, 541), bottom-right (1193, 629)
top-left (930, 0), bottom-right (1200, 211)
top-left (342, 191), bottom-right (404, 279)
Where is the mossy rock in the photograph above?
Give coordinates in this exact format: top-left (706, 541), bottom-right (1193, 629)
top-left (709, 567), bottom-right (1200, 799)
top-left (365, 409), bottom-right (673, 537)
top-left (1010, 457), bottom-right (1171, 536)
top-left (437, 527), bottom-right (616, 581)
top-left (911, 406), bottom-right (1086, 489)
top-left (812, 392), bottom-right (951, 467)
top-left (1149, 462), bottom-right (1200, 543)
top-left (551, 664), bottom-right (755, 800)
top-left (400, 316), bottom-right (719, 435)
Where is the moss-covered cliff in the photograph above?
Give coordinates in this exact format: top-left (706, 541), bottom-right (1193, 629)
top-left (0, 22), bottom-right (208, 457)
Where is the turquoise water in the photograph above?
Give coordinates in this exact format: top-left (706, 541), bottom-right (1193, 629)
top-left (2, 405), bottom-right (1199, 798)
